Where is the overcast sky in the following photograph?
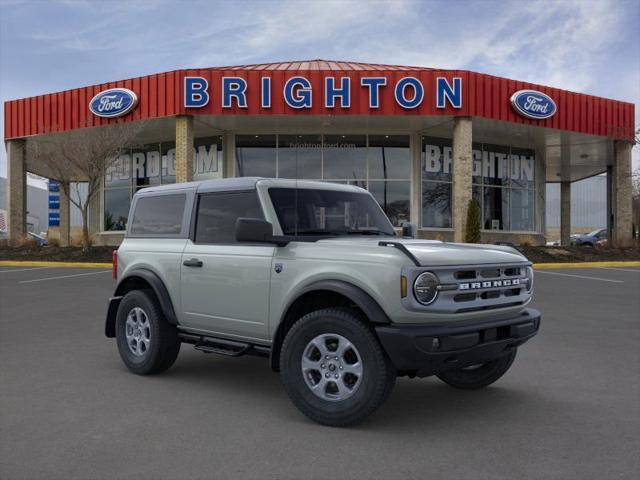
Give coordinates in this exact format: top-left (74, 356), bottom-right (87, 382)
top-left (1, 0), bottom-right (638, 181)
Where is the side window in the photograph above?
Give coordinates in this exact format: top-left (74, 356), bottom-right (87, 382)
top-left (195, 191), bottom-right (264, 244)
top-left (130, 194), bottom-right (186, 235)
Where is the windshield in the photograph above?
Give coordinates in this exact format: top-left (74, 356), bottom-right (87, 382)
top-left (269, 187), bottom-right (395, 237)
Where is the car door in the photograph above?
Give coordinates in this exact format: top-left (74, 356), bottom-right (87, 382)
top-left (180, 189), bottom-right (274, 342)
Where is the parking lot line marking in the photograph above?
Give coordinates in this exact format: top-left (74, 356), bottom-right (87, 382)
top-left (18, 270), bottom-right (111, 284)
top-left (0, 261), bottom-right (112, 268)
top-left (536, 270), bottom-right (624, 283)
top-left (598, 267), bottom-right (640, 273)
top-left (0, 267), bottom-right (53, 273)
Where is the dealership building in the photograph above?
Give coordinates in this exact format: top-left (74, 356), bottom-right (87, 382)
top-left (3, 60), bottom-right (636, 246)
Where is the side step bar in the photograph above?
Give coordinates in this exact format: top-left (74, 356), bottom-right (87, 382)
top-left (179, 332), bottom-right (270, 358)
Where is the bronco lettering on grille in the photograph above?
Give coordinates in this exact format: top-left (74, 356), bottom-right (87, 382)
top-left (459, 279), bottom-right (520, 290)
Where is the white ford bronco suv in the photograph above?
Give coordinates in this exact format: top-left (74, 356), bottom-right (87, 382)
top-left (105, 178), bottom-right (540, 426)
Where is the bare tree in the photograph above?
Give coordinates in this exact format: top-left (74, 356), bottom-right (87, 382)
top-left (27, 122), bottom-right (143, 250)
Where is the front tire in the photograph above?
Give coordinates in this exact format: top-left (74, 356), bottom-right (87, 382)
top-left (115, 289), bottom-right (180, 375)
top-left (280, 308), bottom-right (396, 427)
top-left (436, 348), bottom-right (517, 390)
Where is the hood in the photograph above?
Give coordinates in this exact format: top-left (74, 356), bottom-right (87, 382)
top-left (315, 237), bottom-right (528, 267)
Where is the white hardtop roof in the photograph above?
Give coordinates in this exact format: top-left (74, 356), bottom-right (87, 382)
top-left (134, 177), bottom-right (367, 196)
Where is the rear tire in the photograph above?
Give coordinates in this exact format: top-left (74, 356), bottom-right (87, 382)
top-left (280, 307), bottom-right (396, 427)
top-left (436, 348), bottom-right (517, 390)
top-left (115, 289), bottom-right (180, 375)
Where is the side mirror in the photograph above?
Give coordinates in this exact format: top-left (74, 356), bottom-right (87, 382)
top-left (401, 222), bottom-right (416, 239)
top-left (235, 218), bottom-right (289, 246)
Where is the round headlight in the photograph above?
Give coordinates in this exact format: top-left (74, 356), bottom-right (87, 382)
top-left (413, 272), bottom-right (440, 305)
top-left (525, 266), bottom-right (534, 293)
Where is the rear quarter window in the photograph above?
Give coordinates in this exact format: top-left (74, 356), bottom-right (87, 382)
top-left (129, 194), bottom-right (186, 236)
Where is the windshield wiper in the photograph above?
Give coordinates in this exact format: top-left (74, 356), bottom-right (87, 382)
top-left (293, 229), bottom-right (349, 236)
top-left (343, 230), bottom-right (393, 236)
top-left (292, 229), bottom-right (394, 237)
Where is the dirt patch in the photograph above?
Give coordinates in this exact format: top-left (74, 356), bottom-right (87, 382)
top-left (0, 245), bottom-right (114, 263)
top-left (520, 245), bottom-right (640, 263)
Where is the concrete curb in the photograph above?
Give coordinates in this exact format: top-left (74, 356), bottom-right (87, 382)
top-left (1, 260), bottom-right (639, 270)
top-left (0, 260), bottom-right (112, 268)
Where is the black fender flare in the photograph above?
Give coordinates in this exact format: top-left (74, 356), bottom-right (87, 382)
top-left (270, 280), bottom-right (392, 370)
top-left (283, 279), bottom-right (392, 325)
top-left (105, 268), bottom-right (178, 338)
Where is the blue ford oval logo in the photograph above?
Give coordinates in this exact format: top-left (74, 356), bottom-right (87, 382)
top-left (89, 88), bottom-right (138, 118)
top-left (510, 90), bottom-right (556, 120)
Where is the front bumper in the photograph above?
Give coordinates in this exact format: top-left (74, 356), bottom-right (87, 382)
top-left (375, 308), bottom-right (541, 377)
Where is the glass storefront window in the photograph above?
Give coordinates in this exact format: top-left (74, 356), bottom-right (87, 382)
top-left (421, 136), bottom-right (537, 232)
top-left (483, 186), bottom-right (509, 230)
top-left (482, 143), bottom-right (510, 187)
top-left (194, 136), bottom-right (223, 181)
top-left (104, 188), bottom-right (131, 231)
top-left (422, 136), bottom-right (452, 182)
top-left (323, 135), bottom-right (366, 180)
top-left (472, 185), bottom-right (482, 206)
top-left (509, 146), bottom-right (535, 189)
top-left (161, 141), bottom-right (176, 184)
top-left (132, 143), bottom-right (162, 188)
top-left (235, 135), bottom-right (277, 177)
top-left (422, 136), bottom-right (453, 228)
top-left (368, 135), bottom-right (410, 180)
top-left (105, 153), bottom-right (131, 188)
top-left (278, 134), bottom-right (322, 179)
top-left (422, 181), bottom-right (452, 228)
top-left (510, 188), bottom-right (535, 231)
top-left (103, 136), bottom-right (223, 231)
top-left (368, 181), bottom-right (410, 227)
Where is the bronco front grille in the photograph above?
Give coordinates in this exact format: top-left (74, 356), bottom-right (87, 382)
top-left (402, 263), bottom-right (531, 314)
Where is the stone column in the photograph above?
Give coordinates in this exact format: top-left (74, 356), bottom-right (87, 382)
top-left (610, 141), bottom-right (633, 247)
top-left (222, 133), bottom-right (235, 178)
top-left (59, 182), bottom-right (71, 247)
top-left (560, 181), bottom-right (571, 246)
top-left (175, 115), bottom-right (194, 183)
top-left (409, 133), bottom-right (422, 227)
top-left (452, 117), bottom-right (473, 243)
top-left (6, 139), bottom-right (27, 245)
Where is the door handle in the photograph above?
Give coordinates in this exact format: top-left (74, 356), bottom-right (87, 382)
top-left (183, 258), bottom-right (203, 267)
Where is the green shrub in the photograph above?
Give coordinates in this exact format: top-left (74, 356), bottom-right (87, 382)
top-left (465, 198), bottom-right (482, 243)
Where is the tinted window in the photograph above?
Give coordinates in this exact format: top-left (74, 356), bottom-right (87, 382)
top-left (130, 194), bottom-right (186, 235)
top-left (195, 191), bottom-right (264, 244)
top-left (269, 188), bottom-right (394, 237)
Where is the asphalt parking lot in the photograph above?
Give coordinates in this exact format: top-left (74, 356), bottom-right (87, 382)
top-left (1, 265), bottom-right (639, 480)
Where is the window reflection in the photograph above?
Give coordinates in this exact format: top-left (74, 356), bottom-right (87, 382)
top-left (422, 136), bottom-right (537, 232)
top-left (235, 135), bottom-right (277, 177)
top-left (422, 181), bottom-right (452, 228)
top-left (278, 134), bottom-right (322, 179)
top-left (483, 186), bottom-right (509, 230)
top-left (104, 188), bottom-right (130, 231)
top-left (194, 136), bottom-right (223, 181)
top-left (368, 181), bottom-right (410, 226)
top-left (323, 135), bottom-right (366, 180)
top-left (368, 135), bottom-right (410, 180)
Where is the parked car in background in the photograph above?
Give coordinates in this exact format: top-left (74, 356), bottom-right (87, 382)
top-left (0, 230), bottom-right (47, 245)
top-left (571, 229), bottom-right (607, 247)
top-left (27, 231), bottom-right (48, 246)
